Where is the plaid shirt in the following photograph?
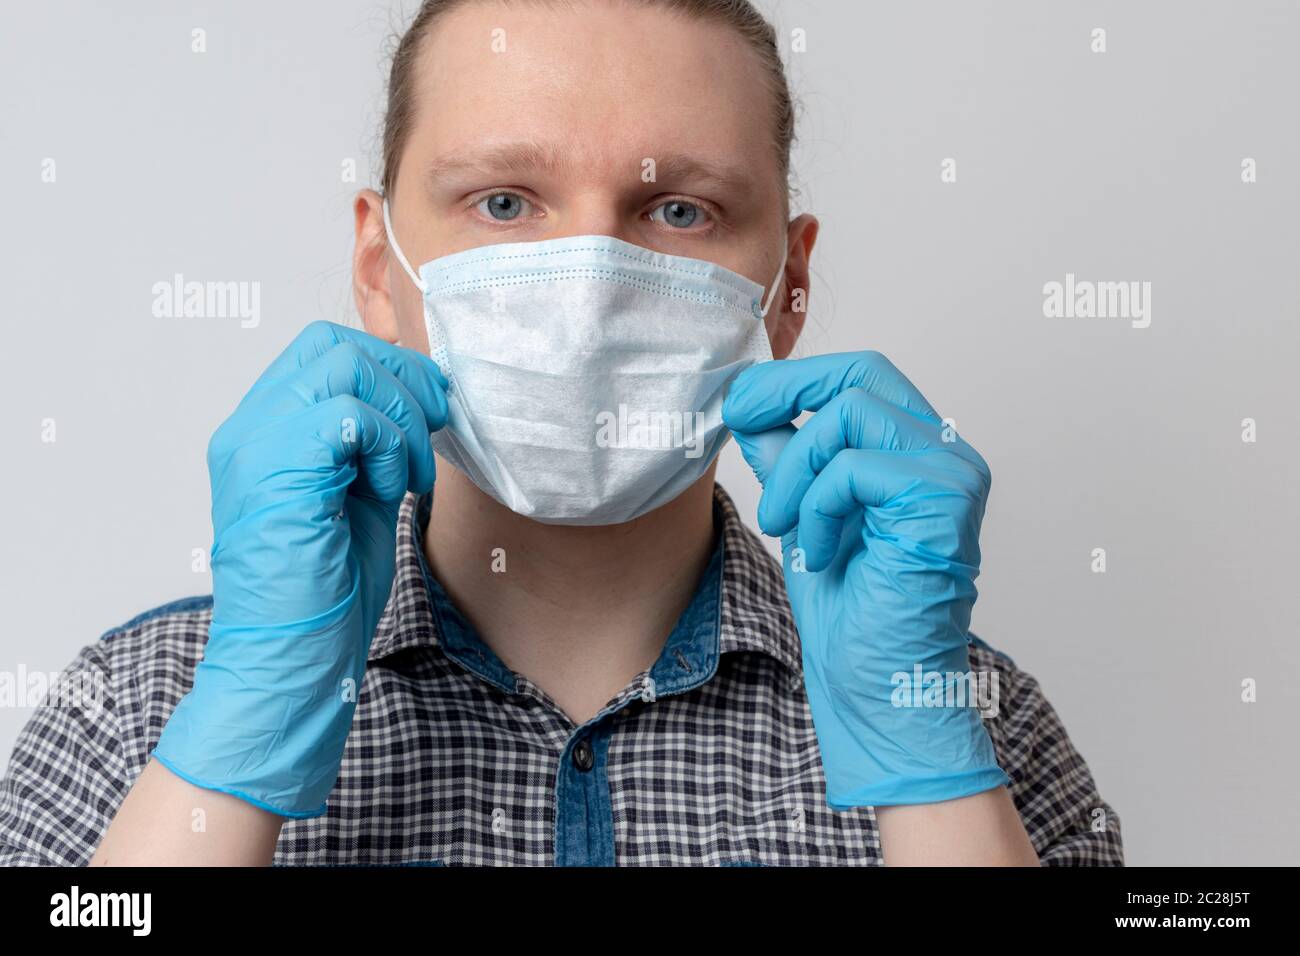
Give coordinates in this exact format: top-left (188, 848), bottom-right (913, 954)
top-left (1, 484), bottom-right (1122, 866)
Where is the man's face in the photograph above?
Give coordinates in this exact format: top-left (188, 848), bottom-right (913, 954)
top-left (381, 0), bottom-right (797, 349)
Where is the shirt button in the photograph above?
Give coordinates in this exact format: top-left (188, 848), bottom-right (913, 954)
top-left (572, 739), bottom-right (594, 772)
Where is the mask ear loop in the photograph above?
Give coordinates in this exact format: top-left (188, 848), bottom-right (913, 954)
top-left (382, 197), bottom-right (429, 295)
top-left (759, 241), bottom-right (790, 319)
top-left (382, 197), bottom-right (455, 381)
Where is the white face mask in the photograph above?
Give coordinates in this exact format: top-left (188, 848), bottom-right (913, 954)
top-left (383, 199), bottom-right (786, 525)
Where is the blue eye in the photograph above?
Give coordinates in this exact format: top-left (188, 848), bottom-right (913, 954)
top-left (653, 200), bottom-right (702, 229)
top-left (477, 193), bottom-right (528, 221)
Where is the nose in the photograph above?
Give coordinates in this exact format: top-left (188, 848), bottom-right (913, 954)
top-left (546, 191), bottom-right (631, 244)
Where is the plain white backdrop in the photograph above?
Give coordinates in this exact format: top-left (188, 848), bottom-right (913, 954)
top-left (2, 0), bottom-right (1296, 864)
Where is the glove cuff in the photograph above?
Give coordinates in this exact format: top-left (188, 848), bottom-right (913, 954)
top-left (149, 749), bottom-right (330, 819)
top-left (827, 765), bottom-right (1011, 810)
top-left (152, 567), bottom-right (365, 816)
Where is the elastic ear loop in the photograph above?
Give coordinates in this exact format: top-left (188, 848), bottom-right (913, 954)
top-left (382, 197), bottom-right (429, 295)
top-left (382, 197), bottom-right (455, 380)
top-left (759, 241), bottom-right (790, 319)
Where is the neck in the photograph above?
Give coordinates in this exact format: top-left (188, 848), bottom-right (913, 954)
top-left (423, 461), bottom-right (720, 725)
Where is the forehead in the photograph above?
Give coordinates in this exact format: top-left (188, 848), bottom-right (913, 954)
top-left (406, 0), bottom-right (780, 185)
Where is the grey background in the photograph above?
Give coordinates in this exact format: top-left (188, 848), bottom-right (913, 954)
top-left (2, 0), bottom-right (1296, 864)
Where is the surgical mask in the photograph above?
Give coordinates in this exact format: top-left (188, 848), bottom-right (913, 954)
top-left (383, 198), bottom-right (786, 525)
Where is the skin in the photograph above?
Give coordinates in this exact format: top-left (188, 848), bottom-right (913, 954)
top-left (91, 0), bottom-right (1037, 865)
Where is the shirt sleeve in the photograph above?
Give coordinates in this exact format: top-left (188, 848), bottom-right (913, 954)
top-left (0, 640), bottom-right (130, 866)
top-left (969, 639), bottom-right (1125, 865)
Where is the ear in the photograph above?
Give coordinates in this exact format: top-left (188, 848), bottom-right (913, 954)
top-left (351, 189), bottom-right (400, 342)
top-left (768, 213), bottom-right (819, 360)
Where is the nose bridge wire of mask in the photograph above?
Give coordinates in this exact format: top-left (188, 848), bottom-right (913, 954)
top-left (382, 197), bottom-right (789, 320)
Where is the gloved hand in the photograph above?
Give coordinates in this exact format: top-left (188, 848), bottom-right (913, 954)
top-left (723, 351), bottom-right (1010, 809)
top-left (151, 321), bottom-right (449, 817)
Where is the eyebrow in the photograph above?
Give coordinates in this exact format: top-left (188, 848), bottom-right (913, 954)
top-left (423, 141), bottom-right (754, 195)
top-left (425, 141), bottom-right (565, 186)
top-left (652, 154), bottom-right (754, 193)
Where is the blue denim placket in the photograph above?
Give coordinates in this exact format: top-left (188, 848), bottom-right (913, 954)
top-left (412, 492), bottom-right (726, 866)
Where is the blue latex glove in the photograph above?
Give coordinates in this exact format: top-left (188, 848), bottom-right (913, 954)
top-left (723, 351), bottom-right (1010, 809)
top-left (151, 321), bottom-right (448, 817)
